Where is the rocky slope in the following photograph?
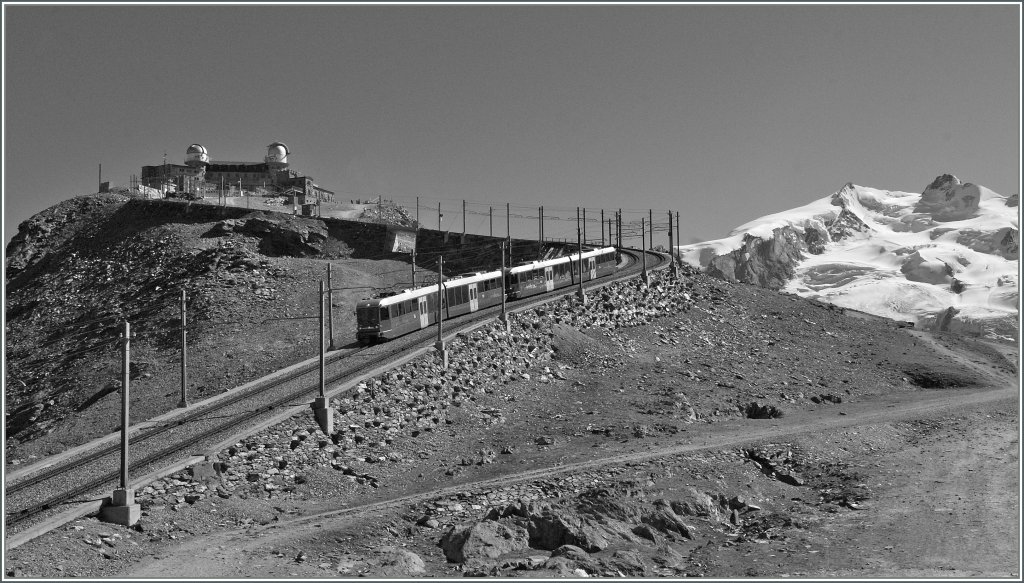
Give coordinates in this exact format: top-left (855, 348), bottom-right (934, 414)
top-left (5, 263), bottom-right (1016, 578)
top-left (679, 175), bottom-right (1019, 342)
top-left (3, 195), bottom-right (419, 458)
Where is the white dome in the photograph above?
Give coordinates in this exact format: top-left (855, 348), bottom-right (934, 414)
top-left (265, 142), bottom-right (289, 164)
top-left (185, 144), bottom-right (209, 166)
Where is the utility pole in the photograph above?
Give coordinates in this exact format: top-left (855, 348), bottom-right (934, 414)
top-left (500, 242), bottom-right (509, 331)
top-left (319, 281), bottom-right (326, 398)
top-left (462, 199), bottom-right (467, 239)
top-left (100, 318), bottom-right (140, 526)
top-left (669, 210), bottom-right (677, 279)
top-left (438, 202), bottom-right (443, 231)
top-left (411, 248), bottom-right (417, 288)
top-left (416, 196), bottom-right (420, 226)
top-left (436, 256), bottom-right (448, 368)
top-left (649, 209), bottom-right (653, 251)
top-left (676, 211), bottom-right (682, 266)
top-left (618, 209), bottom-right (623, 248)
top-left (98, 163), bottom-right (102, 192)
top-left (489, 206), bottom-right (493, 237)
top-left (601, 209), bottom-right (605, 246)
top-left (179, 291), bottom-right (188, 408)
top-left (314, 281), bottom-right (332, 434)
top-left (576, 207), bottom-right (586, 303)
top-left (327, 264), bottom-right (336, 350)
top-left (506, 202), bottom-right (512, 263)
top-left (582, 208), bottom-right (587, 247)
top-left (120, 320), bottom-right (130, 488)
top-left (538, 206), bottom-right (544, 257)
top-left (641, 217), bottom-right (649, 284)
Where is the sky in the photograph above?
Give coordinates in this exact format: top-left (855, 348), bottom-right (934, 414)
top-left (3, 3), bottom-right (1021, 247)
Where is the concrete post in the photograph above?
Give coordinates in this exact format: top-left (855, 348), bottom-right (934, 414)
top-left (101, 320), bottom-right (140, 526)
top-left (313, 281), bottom-right (333, 435)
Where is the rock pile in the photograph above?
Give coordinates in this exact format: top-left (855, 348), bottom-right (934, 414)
top-left (433, 487), bottom-right (745, 577)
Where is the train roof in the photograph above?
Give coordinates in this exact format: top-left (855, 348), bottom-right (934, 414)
top-left (508, 246), bottom-right (616, 274)
top-left (356, 268), bottom-right (504, 307)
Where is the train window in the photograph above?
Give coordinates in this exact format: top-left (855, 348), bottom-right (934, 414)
top-left (357, 307), bottom-right (378, 327)
top-left (379, 307), bottom-right (390, 321)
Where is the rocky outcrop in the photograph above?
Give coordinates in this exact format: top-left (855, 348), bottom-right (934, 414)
top-left (914, 174), bottom-right (982, 221)
top-left (705, 227), bottom-right (807, 289)
top-left (209, 215), bottom-right (328, 256)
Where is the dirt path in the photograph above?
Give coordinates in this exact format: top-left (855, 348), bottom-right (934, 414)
top-left (906, 329), bottom-right (1018, 385)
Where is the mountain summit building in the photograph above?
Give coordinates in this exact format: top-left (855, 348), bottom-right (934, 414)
top-left (140, 142), bottom-right (334, 203)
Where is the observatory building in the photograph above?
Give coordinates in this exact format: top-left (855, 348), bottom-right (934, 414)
top-left (140, 142), bottom-right (334, 202)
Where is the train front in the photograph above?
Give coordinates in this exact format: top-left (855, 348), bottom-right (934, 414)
top-left (355, 298), bottom-right (385, 344)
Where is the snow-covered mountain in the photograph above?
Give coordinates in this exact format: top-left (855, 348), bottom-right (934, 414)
top-left (678, 175), bottom-right (1019, 342)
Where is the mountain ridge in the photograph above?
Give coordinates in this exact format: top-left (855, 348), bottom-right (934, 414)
top-left (678, 175), bottom-right (1019, 342)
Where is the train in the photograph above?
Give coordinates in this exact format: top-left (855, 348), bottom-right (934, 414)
top-left (355, 246), bottom-right (619, 345)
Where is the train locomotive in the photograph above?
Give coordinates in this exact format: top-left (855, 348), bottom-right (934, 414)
top-left (356, 246), bottom-right (618, 345)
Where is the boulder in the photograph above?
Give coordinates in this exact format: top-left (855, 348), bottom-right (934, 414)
top-left (375, 547), bottom-right (426, 576)
top-left (439, 520), bottom-right (529, 563)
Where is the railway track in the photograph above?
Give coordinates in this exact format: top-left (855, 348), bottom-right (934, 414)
top-left (4, 247), bottom-right (667, 538)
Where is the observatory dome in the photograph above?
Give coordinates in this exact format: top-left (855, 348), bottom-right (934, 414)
top-left (185, 144), bottom-right (209, 166)
top-left (265, 142), bottom-right (290, 165)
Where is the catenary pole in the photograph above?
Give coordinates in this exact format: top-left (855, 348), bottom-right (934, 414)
top-left (327, 264), bottom-right (336, 350)
top-left (179, 291), bottom-right (188, 408)
top-left (671, 212), bottom-right (679, 264)
top-left (500, 242), bottom-right (508, 322)
top-left (649, 209), bottom-right (653, 250)
top-left (319, 281), bottom-right (326, 398)
top-left (437, 256), bottom-right (444, 344)
top-left (120, 320), bottom-right (130, 489)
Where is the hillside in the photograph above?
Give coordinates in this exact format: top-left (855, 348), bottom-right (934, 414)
top-left (5, 243), bottom-right (1018, 578)
top-left (3, 194), bottom-right (444, 461)
top-left (678, 175), bottom-right (1019, 342)
top-left (3, 192), bottom-right (1019, 578)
